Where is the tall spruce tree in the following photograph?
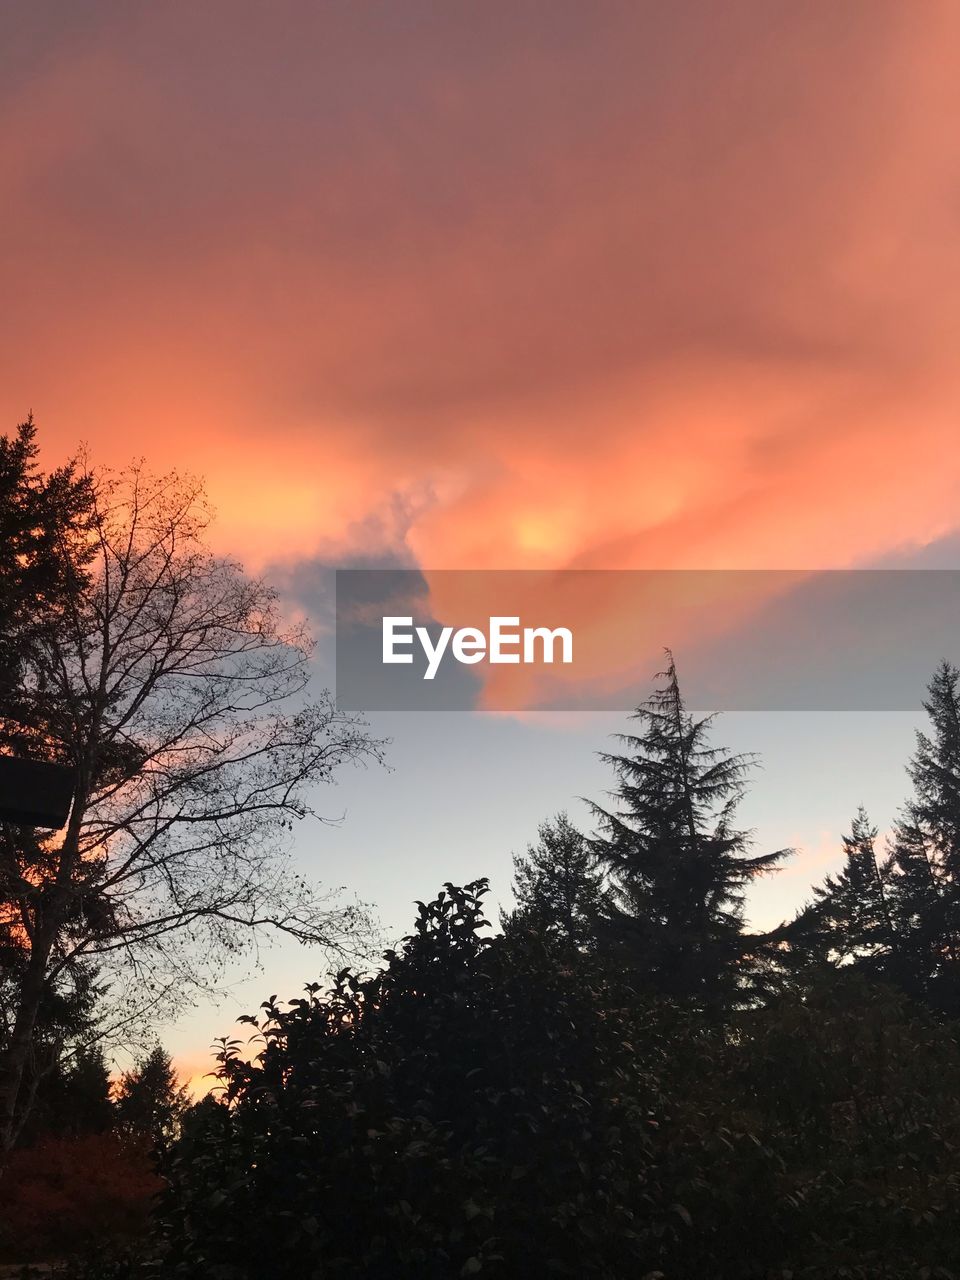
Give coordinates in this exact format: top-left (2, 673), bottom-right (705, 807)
top-left (884, 662), bottom-right (960, 1011)
top-left (0, 416), bottom-right (94, 755)
top-left (28, 1045), bottom-right (114, 1141)
top-left (115, 1044), bottom-right (189, 1149)
top-left (0, 419), bottom-right (98, 1152)
top-left (590, 653), bottom-right (790, 1009)
top-left (908, 661), bottom-right (960, 866)
top-left (798, 808), bottom-right (895, 974)
top-left (503, 812), bottom-right (604, 950)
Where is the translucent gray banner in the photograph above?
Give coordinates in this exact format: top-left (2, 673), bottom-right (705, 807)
top-left (334, 569), bottom-right (960, 711)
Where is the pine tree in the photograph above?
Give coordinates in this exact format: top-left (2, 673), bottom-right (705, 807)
top-left (908, 661), bottom-right (960, 870)
top-left (0, 415), bottom-right (94, 754)
top-left (115, 1045), bottom-right (189, 1148)
top-left (32, 1046), bottom-right (114, 1140)
top-left (1, 960), bottom-right (107, 1148)
top-left (802, 807), bottom-right (895, 972)
top-left (589, 653), bottom-right (790, 1009)
top-left (503, 812), bottom-right (603, 950)
top-left (884, 662), bottom-right (960, 1011)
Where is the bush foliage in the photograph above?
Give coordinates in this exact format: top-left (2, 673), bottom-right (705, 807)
top-left (143, 882), bottom-right (960, 1280)
top-left (156, 882), bottom-right (669, 1278)
top-left (0, 1132), bottom-right (160, 1263)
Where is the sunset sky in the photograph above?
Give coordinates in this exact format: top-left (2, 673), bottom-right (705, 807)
top-left (3, 1), bottom-right (960, 1087)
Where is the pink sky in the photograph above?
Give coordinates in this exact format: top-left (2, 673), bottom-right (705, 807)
top-left (3, 3), bottom-right (960, 581)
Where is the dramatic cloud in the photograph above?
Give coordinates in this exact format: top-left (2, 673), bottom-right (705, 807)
top-left (2, 2), bottom-right (959, 574)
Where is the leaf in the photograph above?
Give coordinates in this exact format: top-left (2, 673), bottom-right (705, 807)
top-left (461, 1259), bottom-right (482, 1276)
top-left (671, 1202), bottom-right (693, 1228)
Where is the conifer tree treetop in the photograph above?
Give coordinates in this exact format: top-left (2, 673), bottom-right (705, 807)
top-left (590, 652), bottom-right (791, 1007)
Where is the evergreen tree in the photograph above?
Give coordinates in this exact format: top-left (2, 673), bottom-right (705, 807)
top-left (907, 661), bottom-right (960, 869)
top-left (28, 1045), bottom-right (114, 1141)
top-left (590, 653), bottom-right (790, 1009)
top-left (0, 960), bottom-right (108, 1149)
top-left (503, 812), bottom-right (603, 950)
top-left (875, 815), bottom-right (944, 1009)
top-left (800, 808), bottom-right (895, 974)
top-left (0, 415), bottom-right (94, 754)
top-left (884, 662), bottom-right (960, 1011)
top-left (115, 1045), bottom-right (189, 1148)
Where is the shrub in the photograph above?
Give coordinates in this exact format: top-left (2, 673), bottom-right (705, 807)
top-left (155, 881), bottom-right (674, 1278)
top-left (0, 1132), bottom-right (160, 1263)
top-left (147, 888), bottom-right (960, 1279)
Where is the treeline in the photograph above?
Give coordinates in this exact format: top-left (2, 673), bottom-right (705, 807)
top-left (507, 653), bottom-right (960, 1023)
top-left (0, 1045), bottom-right (187, 1262)
top-left (135, 659), bottom-right (960, 1280)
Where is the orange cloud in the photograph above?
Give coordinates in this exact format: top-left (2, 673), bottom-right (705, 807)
top-left (1, 1), bottom-right (959, 588)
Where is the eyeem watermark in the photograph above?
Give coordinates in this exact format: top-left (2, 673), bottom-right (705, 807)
top-left (335, 568), bottom-right (960, 711)
top-left (383, 615), bottom-right (573, 680)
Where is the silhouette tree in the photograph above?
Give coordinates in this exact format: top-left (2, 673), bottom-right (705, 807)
top-left (0, 416), bottom-right (94, 745)
top-left (590, 653), bottom-right (790, 1009)
top-left (503, 812), bottom-right (603, 950)
top-left (0, 427), bottom-right (385, 1159)
top-left (1, 955), bottom-right (108, 1151)
top-left (30, 1045), bottom-right (114, 1141)
top-left (0, 420), bottom-right (99, 1154)
top-left (794, 807), bottom-right (895, 975)
top-left (884, 662), bottom-right (960, 1012)
top-left (908, 661), bottom-right (960, 866)
top-left (115, 1044), bottom-right (189, 1148)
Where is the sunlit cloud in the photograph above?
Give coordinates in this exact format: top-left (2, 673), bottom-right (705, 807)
top-left (2, 3), bottom-right (959, 596)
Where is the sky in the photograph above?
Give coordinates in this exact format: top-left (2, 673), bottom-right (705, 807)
top-left (2, 1), bottom-right (960, 1087)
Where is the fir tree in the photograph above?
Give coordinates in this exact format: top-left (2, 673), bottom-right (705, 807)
top-left (884, 662), bottom-right (960, 1010)
top-left (1, 959), bottom-right (107, 1148)
top-left (590, 653), bottom-right (790, 1009)
top-left (0, 415), bottom-right (94, 754)
top-left (802, 807), bottom-right (895, 973)
top-left (907, 661), bottom-right (960, 871)
top-left (33, 1046), bottom-right (114, 1140)
top-left (115, 1044), bottom-right (190, 1149)
top-left (503, 812), bottom-right (604, 950)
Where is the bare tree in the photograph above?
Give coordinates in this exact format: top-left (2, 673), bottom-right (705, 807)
top-left (0, 462), bottom-right (384, 1156)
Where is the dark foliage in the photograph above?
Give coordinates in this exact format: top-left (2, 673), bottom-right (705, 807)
top-left (21, 1044), bottom-right (115, 1143)
top-left (154, 882), bottom-right (673, 1279)
top-left (127, 891), bottom-right (960, 1280)
top-left (0, 1131), bottom-right (160, 1264)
